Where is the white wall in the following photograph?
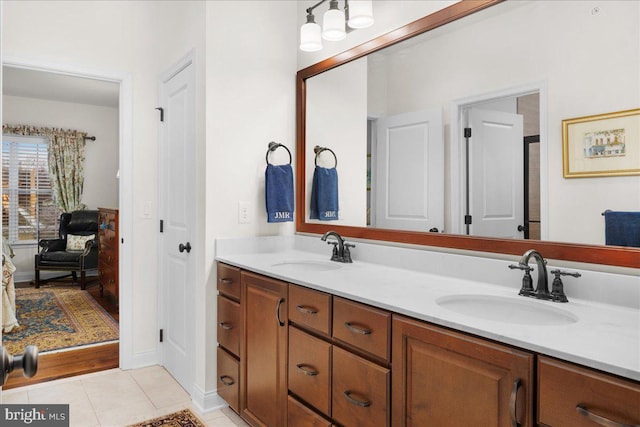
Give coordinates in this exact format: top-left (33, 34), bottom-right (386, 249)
top-left (3, 94), bottom-right (119, 282)
top-left (204, 0), bottom-right (298, 399)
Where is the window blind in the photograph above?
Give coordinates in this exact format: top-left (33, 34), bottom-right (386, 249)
top-left (2, 135), bottom-right (61, 244)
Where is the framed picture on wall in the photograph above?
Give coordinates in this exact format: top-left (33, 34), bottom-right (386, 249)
top-left (562, 108), bottom-right (640, 178)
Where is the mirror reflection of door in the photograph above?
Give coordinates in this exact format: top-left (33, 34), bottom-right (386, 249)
top-left (371, 108), bottom-right (444, 232)
top-left (464, 92), bottom-right (540, 239)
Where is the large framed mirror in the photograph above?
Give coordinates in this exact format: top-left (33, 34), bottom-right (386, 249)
top-left (296, 0), bottom-right (640, 268)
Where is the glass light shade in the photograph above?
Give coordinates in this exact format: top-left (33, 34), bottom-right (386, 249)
top-left (322, 8), bottom-right (346, 41)
top-left (347, 0), bottom-right (374, 29)
top-left (300, 22), bottom-right (323, 52)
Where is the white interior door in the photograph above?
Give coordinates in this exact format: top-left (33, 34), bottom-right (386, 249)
top-left (468, 108), bottom-right (524, 238)
top-left (158, 55), bottom-right (196, 394)
top-left (375, 109), bottom-right (444, 232)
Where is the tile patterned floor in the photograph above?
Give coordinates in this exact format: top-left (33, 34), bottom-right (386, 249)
top-left (1, 366), bottom-right (248, 427)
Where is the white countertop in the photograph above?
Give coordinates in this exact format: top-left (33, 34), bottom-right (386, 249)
top-left (215, 236), bottom-right (640, 381)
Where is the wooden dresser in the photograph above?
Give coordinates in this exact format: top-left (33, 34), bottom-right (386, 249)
top-left (98, 208), bottom-right (119, 307)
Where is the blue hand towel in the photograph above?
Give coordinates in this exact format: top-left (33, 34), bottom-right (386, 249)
top-left (604, 211), bottom-right (640, 247)
top-left (310, 166), bottom-right (338, 221)
top-left (265, 164), bottom-right (294, 223)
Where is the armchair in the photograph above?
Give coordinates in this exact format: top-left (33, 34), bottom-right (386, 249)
top-left (34, 210), bottom-right (99, 290)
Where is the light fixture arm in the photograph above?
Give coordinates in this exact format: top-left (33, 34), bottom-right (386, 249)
top-left (306, 0), bottom-right (329, 16)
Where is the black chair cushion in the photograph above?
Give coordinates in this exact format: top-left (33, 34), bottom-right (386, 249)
top-left (61, 210), bottom-right (99, 239)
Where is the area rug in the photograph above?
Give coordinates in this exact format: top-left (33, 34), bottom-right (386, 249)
top-left (128, 409), bottom-right (205, 427)
top-left (1, 287), bottom-right (119, 355)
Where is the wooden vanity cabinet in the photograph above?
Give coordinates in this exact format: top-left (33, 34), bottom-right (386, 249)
top-left (392, 315), bottom-right (534, 427)
top-left (538, 356), bottom-right (640, 426)
top-left (241, 271), bottom-right (288, 427)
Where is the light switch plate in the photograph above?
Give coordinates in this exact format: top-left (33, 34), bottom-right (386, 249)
top-left (238, 201), bottom-right (250, 224)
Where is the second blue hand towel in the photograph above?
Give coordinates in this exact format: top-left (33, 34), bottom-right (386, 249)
top-left (310, 166), bottom-right (338, 221)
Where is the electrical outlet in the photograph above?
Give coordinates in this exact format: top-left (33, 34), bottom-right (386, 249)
top-left (238, 201), bottom-right (250, 224)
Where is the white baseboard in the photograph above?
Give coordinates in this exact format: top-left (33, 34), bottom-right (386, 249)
top-left (191, 383), bottom-right (228, 413)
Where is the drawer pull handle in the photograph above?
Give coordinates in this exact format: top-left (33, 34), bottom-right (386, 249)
top-left (344, 322), bottom-right (372, 335)
top-left (576, 404), bottom-right (638, 427)
top-left (509, 378), bottom-right (522, 427)
top-left (219, 322), bottom-right (233, 330)
top-left (296, 364), bottom-right (319, 376)
top-left (343, 391), bottom-right (371, 407)
top-left (276, 298), bottom-right (285, 327)
top-left (219, 375), bottom-right (235, 386)
top-left (296, 305), bottom-right (318, 315)
top-left (219, 278), bottom-right (233, 285)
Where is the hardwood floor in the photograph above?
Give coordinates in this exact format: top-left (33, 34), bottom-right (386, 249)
top-left (3, 279), bottom-right (120, 390)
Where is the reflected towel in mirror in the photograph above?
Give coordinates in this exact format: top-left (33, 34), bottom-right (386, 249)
top-left (604, 211), bottom-right (640, 247)
top-left (310, 166), bottom-right (338, 221)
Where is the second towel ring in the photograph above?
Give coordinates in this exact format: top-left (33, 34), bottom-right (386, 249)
top-left (314, 145), bottom-right (338, 168)
top-left (266, 141), bottom-right (292, 165)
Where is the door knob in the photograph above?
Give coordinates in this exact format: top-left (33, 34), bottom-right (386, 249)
top-left (517, 225), bottom-right (528, 232)
top-left (178, 242), bottom-right (192, 253)
top-left (1, 345), bottom-right (38, 386)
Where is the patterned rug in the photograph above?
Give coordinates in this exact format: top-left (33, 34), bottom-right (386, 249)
top-left (2, 286), bottom-right (119, 355)
top-left (128, 409), bottom-right (205, 427)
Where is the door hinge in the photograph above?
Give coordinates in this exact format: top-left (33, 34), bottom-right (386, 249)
top-left (159, 329), bottom-right (164, 343)
top-left (464, 127), bottom-right (472, 138)
top-left (155, 107), bottom-right (164, 122)
top-left (464, 215), bottom-right (472, 225)
top-left (160, 219), bottom-right (164, 233)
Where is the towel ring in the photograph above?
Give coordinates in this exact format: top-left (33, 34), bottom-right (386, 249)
top-left (314, 145), bottom-right (338, 168)
top-left (266, 141), bottom-right (292, 165)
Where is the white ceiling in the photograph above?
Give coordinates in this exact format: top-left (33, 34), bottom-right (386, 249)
top-left (3, 66), bottom-right (119, 108)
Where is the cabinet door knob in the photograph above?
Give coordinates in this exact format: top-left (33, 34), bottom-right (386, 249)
top-left (343, 390), bottom-right (371, 407)
top-left (576, 404), bottom-right (637, 427)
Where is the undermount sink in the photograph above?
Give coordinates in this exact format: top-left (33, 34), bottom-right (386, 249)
top-left (436, 294), bottom-right (578, 326)
top-left (271, 260), bottom-right (342, 272)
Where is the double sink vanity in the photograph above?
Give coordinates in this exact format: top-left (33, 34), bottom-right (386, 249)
top-left (215, 234), bottom-right (640, 427)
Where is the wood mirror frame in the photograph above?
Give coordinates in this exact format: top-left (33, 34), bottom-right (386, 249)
top-left (296, 0), bottom-right (640, 268)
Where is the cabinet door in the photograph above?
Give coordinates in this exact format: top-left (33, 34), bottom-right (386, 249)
top-left (392, 315), bottom-right (533, 427)
top-left (538, 356), bottom-right (640, 426)
top-left (241, 272), bottom-right (288, 427)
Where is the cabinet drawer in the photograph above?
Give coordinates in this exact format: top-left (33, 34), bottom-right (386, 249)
top-left (332, 346), bottom-right (389, 427)
top-left (288, 395), bottom-right (332, 427)
top-left (217, 263), bottom-right (241, 301)
top-left (217, 347), bottom-right (239, 413)
top-left (538, 357), bottom-right (640, 426)
top-left (288, 326), bottom-right (332, 416)
top-left (289, 285), bottom-right (331, 336)
top-left (99, 263), bottom-right (117, 294)
top-left (333, 297), bottom-right (390, 362)
top-left (217, 295), bottom-right (240, 357)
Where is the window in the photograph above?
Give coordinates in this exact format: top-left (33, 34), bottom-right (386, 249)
top-left (2, 135), bottom-right (61, 245)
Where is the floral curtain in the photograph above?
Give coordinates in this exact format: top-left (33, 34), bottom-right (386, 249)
top-left (2, 124), bottom-right (88, 212)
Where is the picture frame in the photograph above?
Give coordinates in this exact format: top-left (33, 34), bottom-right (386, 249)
top-left (562, 108), bottom-right (640, 178)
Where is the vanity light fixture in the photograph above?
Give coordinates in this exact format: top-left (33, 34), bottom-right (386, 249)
top-left (299, 0), bottom-right (374, 52)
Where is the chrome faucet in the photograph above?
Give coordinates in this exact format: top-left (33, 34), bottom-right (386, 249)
top-left (509, 249), bottom-right (551, 300)
top-left (321, 231), bottom-right (355, 263)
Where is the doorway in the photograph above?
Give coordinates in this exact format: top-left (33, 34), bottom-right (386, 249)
top-left (1, 58), bottom-right (134, 388)
top-left (451, 84), bottom-right (545, 239)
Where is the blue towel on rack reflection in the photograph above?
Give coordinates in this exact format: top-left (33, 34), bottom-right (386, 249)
top-left (310, 166), bottom-right (338, 221)
top-left (604, 211), bottom-right (640, 247)
top-left (265, 164), bottom-right (294, 223)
